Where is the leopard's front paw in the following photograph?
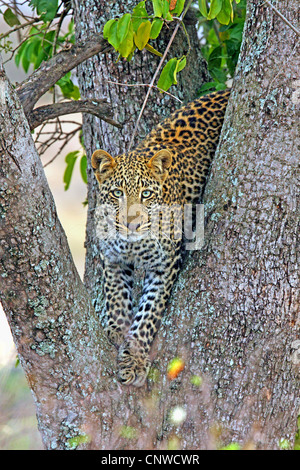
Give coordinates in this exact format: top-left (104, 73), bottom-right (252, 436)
top-left (117, 339), bottom-right (151, 387)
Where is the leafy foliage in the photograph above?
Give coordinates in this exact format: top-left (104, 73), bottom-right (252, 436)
top-left (103, 0), bottom-right (187, 91)
top-left (29, 0), bottom-right (58, 23)
top-left (14, 20), bottom-right (78, 99)
top-left (103, 0), bottom-right (246, 94)
top-left (1, 1), bottom-right (78, 99)
top-left (198, 0), bottom-right (246, 93)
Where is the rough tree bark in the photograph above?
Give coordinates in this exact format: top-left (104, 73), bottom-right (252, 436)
top-left (0, 0), bottom-right (299, 450)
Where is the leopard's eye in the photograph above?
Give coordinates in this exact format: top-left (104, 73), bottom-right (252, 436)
top-left (141, 189), bottom-right (152, 199)
top-left (111, 189), bottom-right (123, 198)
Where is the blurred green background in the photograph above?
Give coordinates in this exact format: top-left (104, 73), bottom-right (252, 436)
top-left (0, 359), bottom-right (43, 450)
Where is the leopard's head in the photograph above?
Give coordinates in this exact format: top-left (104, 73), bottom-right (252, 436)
top-left (91, 149), bottom-right (172, 241)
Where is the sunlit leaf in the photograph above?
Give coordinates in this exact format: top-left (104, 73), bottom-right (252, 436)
top-left (150, 18), bottom-right (163, 39)
top-left (132, 0), bottom-right (148, 32)
top-left (67, 434), bottom-right (90, 449)
top-left (103, 18), bottom-right (116, 39)
top-left (220, 442), bottom-right (241, 450)
top-left (173, 55), bottom-right (186, 84)
top-left (144, 43), bottom-right (162, 57)
top-left (207, 0), bottom-right (223, 19)
top-left (134, 20), bottom-right (151, 50)
top-left (118, 22), bottom-right (134, 58)
top-left (157, 57), bottom-right (178, 92)
top-left (216, 0), bottom-right (233, 25)
top-left (117, 13), bottom-right (131, 43)
top-left (162, 0), bottom-right (170, 18)
top-left (198, 0), bottom-right (208, 17)
top-left (152, 0), bottom-right (163, 17)
top-left (106, 20), bottom-right (120, 50)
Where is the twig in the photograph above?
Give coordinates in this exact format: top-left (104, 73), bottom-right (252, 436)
top-left (106, 80), bottom-right (183, 103)
top-left (263, 0), bottom-right (300, 37)
top-left (127, 0), bottom-right (194, 152)
top-left (42, 126), bottom-right (82, 167)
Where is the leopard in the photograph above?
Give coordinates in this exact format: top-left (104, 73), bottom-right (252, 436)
top-left (91, 89), bottom-right (230, 387)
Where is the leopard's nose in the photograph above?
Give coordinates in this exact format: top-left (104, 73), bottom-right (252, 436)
top-left (127, 221), bottom-right (141, 232)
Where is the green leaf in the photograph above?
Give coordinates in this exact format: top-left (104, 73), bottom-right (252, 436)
top-left (152, 0), bottom-right (163, 17)
top-left (3, 8), bottom-right (21, 27)
top-left (208, 44), bottom-right (224, 70)
top-left (150, 18), bottom-right (163, 39)
top-left (134, 20), bottom-right (151, 50)
top-left (132, 1), bottom-right (148, 32)
top-left (80, 155), bottom-right (88, 184)
top-left (198, 81), bottom-right (219, 95)
top-left (207, 0), bottom-right (223, 19)
top-left (29, 0), bottom-right (58, 22)
top-left (162, 0), bottom-right (170, 18)
top-left (117, 13), bottom-right (131, 43)
top-left (106, 20), bottom-right (120, 50)
top-left (209, 66), bottom-right (227, 83)
top-left (157, 57), bottom-right (178, 92)
top-left (132, 0), bottom-right (148, 17)
top-left (103, 18), bottom-right (116, 39)
top-left (118, 22), bottom-right (134, 58)
top-left (21, 52), bottom-right (30, 73)
top-left (198, 0), bottom-right (208, 17)
top-left (57, 73), bottom-right (80, 100)
top-left (171, 0), bottom-right (185, 16)
top-left (63, 151), bottom-right (80, 190)
top-left (217, 0), bottom-right (233, 25)
top-left (173, 55), bottom-right (186, 84)
top-left (145, 43), bottom-right (163, 57)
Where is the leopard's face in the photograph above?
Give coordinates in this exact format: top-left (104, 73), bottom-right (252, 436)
top-left (92, 149), bottom-right (172, 242)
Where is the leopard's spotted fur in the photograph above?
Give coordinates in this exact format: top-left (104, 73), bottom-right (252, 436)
top-left (92, 89), bottom-right (230, 386)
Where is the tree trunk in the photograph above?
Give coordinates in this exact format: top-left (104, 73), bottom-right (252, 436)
top-left (0, 0), bottom-right (299, 450)
top-left (0, 57), bottom-right (112, 449)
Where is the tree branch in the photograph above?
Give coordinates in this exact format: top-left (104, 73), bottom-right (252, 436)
top-left (28, 99), bottom-right (122, 130)
top-left (16, 34), bottom-right (113, 116)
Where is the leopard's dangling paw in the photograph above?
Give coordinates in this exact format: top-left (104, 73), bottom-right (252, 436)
top-left (117, 338), bottom-right (151, 387)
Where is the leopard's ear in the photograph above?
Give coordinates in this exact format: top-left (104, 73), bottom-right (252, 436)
top-left (147, 149), bottom-right (172, 181)
top-left (91, 149), bottom-right (117, 183)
